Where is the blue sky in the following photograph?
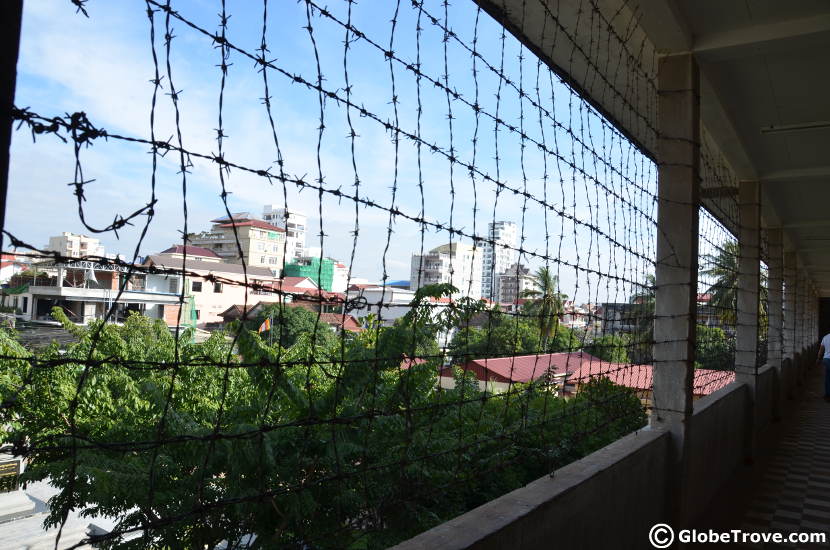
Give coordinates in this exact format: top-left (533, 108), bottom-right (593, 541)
top-left (8, 0), bottom-right (657, 304)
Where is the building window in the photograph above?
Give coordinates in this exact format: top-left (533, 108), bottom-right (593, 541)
top-left (260, 256), bottom-right (266, 264)
top-left (21, 297), bottom-right (28, 313)
top-left (169, 278), bottom-right (178, 293)
top-left (195, 310), bottom-right (200, 320)
top-left (191, 281), bottom-right (202, 292)
top-left (213, 282), bottom-right (223, 293)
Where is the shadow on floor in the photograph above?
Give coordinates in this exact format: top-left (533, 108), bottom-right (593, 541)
top-left (695, 366), bottom-right (830, 549)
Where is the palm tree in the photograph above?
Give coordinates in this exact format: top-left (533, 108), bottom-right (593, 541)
top-left (701, 241), bottom-right (740, 326)
top-left (521, 266), bottom-right (566, 349)
top-left (701, 240), bottom-right (768, 328)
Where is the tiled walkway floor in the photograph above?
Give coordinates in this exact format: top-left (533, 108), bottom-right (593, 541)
top-left (700, 368), bottom-right (830, 548)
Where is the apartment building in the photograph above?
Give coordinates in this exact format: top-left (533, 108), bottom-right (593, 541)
top-left (262, 206), bottom-right (307, 262)
top-left (410, 242), bottom-right (482, 300)
top-left (188, 213), bottom-right (286, 276)
top-left (2, 259), bottom-right (181, 324)
top-left (480, 221), bottom-right (517, 300)
top-left (144, 250), bottom-right (279, 328)
top-left (494, 263), bottom-right (538, 305)
top-left (45, 232), bottom-right (105, 259)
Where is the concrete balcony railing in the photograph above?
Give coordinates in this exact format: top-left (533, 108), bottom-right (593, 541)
top-left (392, 351), bottom-right (814, 550)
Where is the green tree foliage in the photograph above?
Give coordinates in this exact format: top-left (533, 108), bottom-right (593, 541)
top-left (701, 241), bottom-right (768, 328)
top-left (584, 333), bottom-right (631, 363)
top-left (0, 286), bottom-right (646, 549)
top-left (252, 302), bottom-right (338, 350)
top-left (695, 325), bottom-right (735, 371)
top-left (701, 240), bottom-right (739, 325)
top-left (448, 310), bottom-right (580, 364)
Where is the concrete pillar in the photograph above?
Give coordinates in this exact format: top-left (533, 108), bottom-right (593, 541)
top-left (766, 228), bottom-right (783, 418)
top-left (651, 53), bottom-right (699, 527)
top-left (735, 181), bottom-right (761, 378)
top-left (766, 228), bottom-right (783, 369)
top-left (796, 266), bottom-right (805, 357)
top-left (783, 251), bottom-right (796, 361)
top-left (735, 181), bottom-right (761, 458)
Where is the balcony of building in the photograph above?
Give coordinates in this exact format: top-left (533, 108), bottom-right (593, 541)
top-left (389, 1), bottom-right (830, 548)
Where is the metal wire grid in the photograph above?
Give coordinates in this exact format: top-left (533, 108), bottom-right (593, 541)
top-left (0, 0), bottom-right (671, 548)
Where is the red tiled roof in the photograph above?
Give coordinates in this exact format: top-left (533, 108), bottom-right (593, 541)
top-left (262, 284), bottom-right (314, 297)
top-left (454, 351), bottom-right (735, 397)
top-left (400, 356), bottom-right (428, 369)
top-left (566, 356), bottom-right (735, 396)
top-left (217, 219), bottom-right (285, 232)
top-left (282, 276), bottom-right (317, 288)
top-left (318, 313), bottom-right (362, 332)
top-left (161, 245), bottom-right (221, 258)
top-left (462, 352), bottom-right (598, 384)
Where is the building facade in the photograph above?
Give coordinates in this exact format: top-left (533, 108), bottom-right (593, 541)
top-left (2, 259), bottom-right (181, 324)
top-left (494, 263), bottom-right (538, 305)
top-left (481, 221), bottom-right (517, 300)
top-left (189, 213), bottom-right (286, 276)
top-left (262, 206), bottom-right (307, 262)
top-left (283, 257), bottom-right (337, 291)
top-left (45, 232), bottom-right (105, 259)
top-left (410, 242), bottom-right (482, 300)
top-left (144, 252), bottom-right (279, 328)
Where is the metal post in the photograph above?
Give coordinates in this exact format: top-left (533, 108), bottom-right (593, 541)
top-left (0, 1), bottom-right (24, 252)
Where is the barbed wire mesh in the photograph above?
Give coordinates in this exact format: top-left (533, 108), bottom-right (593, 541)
top-left (758, 259), bottom-right (770, 367)
top-left (697, 131), bottom-right (739, 377)
top-left (0, 0), bottom-right (766, 548)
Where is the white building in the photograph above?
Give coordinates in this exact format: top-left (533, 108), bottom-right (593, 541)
top-left (0, 253), bottom-right (28, 283)
top-left (144, 252), bottom-right (279, 329)
top-left (481, 221), bottom-right (517, 300)
top-left (410, 242), bottom-right (482, 300)
top-left (1, 259), bottom-right (181, 324)
top-left (45, 232), bottom-right (105, 259)
top-left (331, 262), bottom-right (349, 293)
top-left (346, 285), bottom-right (417, 326)
top-left (345, 285), bottom-right (454, 345)
top-left (262, 206), bottom-right (307, 262)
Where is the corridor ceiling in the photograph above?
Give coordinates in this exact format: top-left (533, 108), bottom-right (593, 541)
top-left (479, 0), bottom-right (830, 295)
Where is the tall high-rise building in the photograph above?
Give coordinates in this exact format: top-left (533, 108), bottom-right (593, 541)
top-left (262, 206), bottom-right (307, 262)
top-left (410, 242), bottom-right (482, 300)
top-left (481, 221), bottom-right (517, 300)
